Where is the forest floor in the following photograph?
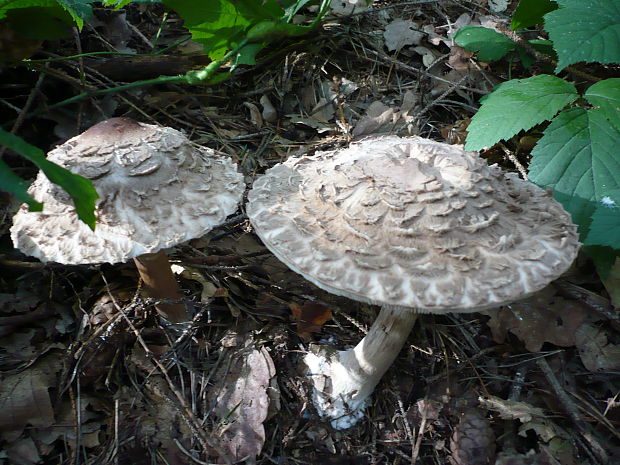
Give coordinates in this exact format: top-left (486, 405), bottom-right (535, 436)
top-left (1, 1), bottom-right (619, 464)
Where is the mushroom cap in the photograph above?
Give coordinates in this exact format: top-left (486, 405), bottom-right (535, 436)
top-left (247, 136), bottom-right (580, 312)
top-left (11, 118), bottom-right (244, 264)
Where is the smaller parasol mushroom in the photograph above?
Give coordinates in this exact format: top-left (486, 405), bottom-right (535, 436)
top-left (11, 118), bottom-right (244, 323)
top-left (246, 136), bottom-right (580, 429)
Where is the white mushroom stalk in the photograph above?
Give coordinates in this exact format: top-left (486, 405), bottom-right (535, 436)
top-left (247, 136), bottom-right (580, 428)
top-left (11, 118), bottom-right (244, 323)
top-left (305, 306), bottom-right (418, 429)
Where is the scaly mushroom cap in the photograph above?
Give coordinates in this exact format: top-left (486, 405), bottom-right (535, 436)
top-left (11, 118), bottom-right (244, 264)
top-left (247, 136), bottom-right (580, 312)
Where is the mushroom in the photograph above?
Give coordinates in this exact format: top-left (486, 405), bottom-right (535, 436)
top-left (246, 136), bottom-right (579, 428)
top-left (11, 118), bottom-right (244, 323)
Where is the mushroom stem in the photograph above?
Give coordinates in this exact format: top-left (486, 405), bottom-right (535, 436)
top-left (305, 306), bottom-right (418, 429)
top-left (133, 250), bottom-right (189, 323)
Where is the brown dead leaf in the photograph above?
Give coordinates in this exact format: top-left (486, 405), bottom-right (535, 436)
top-left (290, 301), bottom-right (333, 340)
top-left (575, 324), bottom-right (620, 371)
top-left (244, 102), bottom-right (263, 128)
top-left (5, 436), bottom-right (41, 465)
top-left (440, 119), bottom-right (470, 145)
top-left (210, 343), bottom-right (280, 463)
top-left (383, 19), bottom-right (424, 52)
top-left (0, 356), bottom-right (59, 439)
top-left (485, 286), bottom-right (597, 352)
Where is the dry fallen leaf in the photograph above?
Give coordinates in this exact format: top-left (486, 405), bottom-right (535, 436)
top-left (290, 301), bottom-right (333, 340)
top-left (575, 324), bottom-right (620, 371)
top-left (244, 101), bottom-right (263, 128)
top-left (0, 354), bottom-right (60, 440)
top-left (484, 286), bottom-right (596, 352)
top-left (260, 95), bottom-right (278, 123)
top-left (210, 342), bottom-right (280, 463)
top-left (383, 19), bottom-right (424, 52)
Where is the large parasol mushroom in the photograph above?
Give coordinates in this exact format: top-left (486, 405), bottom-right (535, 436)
top-left (246, 136), bottom-right (580, 428)
top-left (11, 117), bottom-right (244, 323)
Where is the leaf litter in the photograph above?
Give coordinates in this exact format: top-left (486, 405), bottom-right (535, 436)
top-left (1, 0), bottom-right (619, 464)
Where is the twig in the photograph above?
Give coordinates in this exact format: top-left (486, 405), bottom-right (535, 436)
top-left (101, 278), bottom-right (233, 465)
top-left (499, 143), bottom-right (528, 180)
top-left (0, 70), bottom-right (46, 158)
top-left (411, 399), bottom-right (428, 464)
top-left (494, 24), bottom-right (601, 83)
top-left (537, 356), bottom-right (608, 464)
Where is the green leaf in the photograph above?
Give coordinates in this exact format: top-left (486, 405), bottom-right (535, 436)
top-left (5, 5), bottom-right (73, 39)
top-left (234, 0), bottom-right (283, 20)
top-left (0, 158), bottom-right (42, 211)
top-left (585, 190), bottom-right (620, 248)
top-left (511, 0), bottom-right (556, 29)
top-left (283, 0), bottom-right (313, 21)
top-left (56, 0), bottom-right (95, 28)
top-left (528, 107), bottom-right (620, 233)
top-left (544, 0), bottom-right (620, 72)
top-left (0, 129), bottom-right (99, 229)
top-left (528, 39), bottom-right (556, 58)
top-left (585, 78), bottom-right (620, 131)
top-left (163, 0), bottom-right (251, 60)
top-left (163, 0), bottom-right (286, 61)
top-left (1, 0), bottom-right (94, 30)
top-left (585, 245), bottom-right (620, 279)
top-left (234, 42), bottom-right (263, 66)
top-left (453, 26), bottom-right (516, 62)
top-left (464, 74), bottom-right (578, 150)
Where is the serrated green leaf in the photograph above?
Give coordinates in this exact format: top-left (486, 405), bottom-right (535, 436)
top-left (453, 26), bottom-right (516, 62)
top-left (528, 107), bottom-right (620, 233)
top-left (511, 0), bottom-right (556, 29)
top-left (465, 74), bottom-right (578, 150)
top-left (0, 158), bottom-right (42, 211)
top-left (0, 129), bottom-right (99, 229)
top-left (544, 0), bottom-right (620, 72)
top-left (56, 0), bottom-right (95, 28)
top-left (585, 78), bottom-right (620, 131)
top-left (585, 190), bottom-right (620, 248)
top-left (163, 0), bottom-right (251, 60)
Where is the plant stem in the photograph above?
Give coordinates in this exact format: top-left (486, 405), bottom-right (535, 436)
top-left (14, 38), bottom-right (250, 123)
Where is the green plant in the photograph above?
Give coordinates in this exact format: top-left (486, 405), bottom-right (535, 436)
top-left (0, 0), bottom-right (329, 228)
top-left (454, 0), bottom-right (620, 274)
top-left (0, 129), bottom-right (98, 229)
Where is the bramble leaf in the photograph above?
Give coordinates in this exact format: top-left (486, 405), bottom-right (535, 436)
top-left (464, 75), bottom-right (578, 150)
top-left (511, 0), bottom-right (556, 30)
top-left (0, 129), bottom-right (99, 229)
top-left (585, 190), bottom-right (620, 249)
top-left (585, 78), bottom-right (620, 131)
top-left (163, 0), bottom-right (252, 60)
top-left (544, 0), bottom-right (620, 72)
top-left (528, 107), bottom-right (620, 233)
top-left (453, 26), bottom-right (515, 62)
